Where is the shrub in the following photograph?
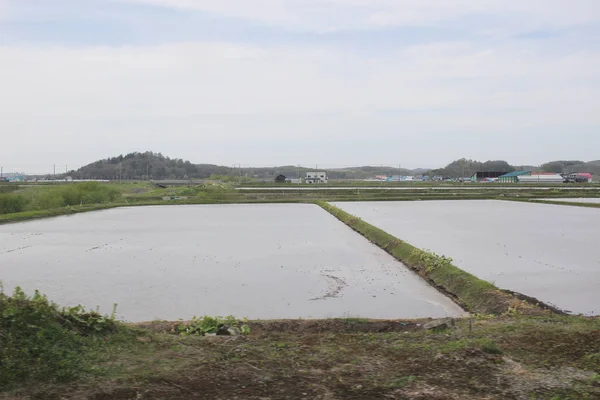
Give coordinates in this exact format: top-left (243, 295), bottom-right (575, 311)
top-left (196, 185), bottom-right (231, 203)
top-left (0, 194), bottom-right (27, 214)
top-left (26, 183), bottom-right (121, 211)
top-left (0, 285), bottom-right (117, 388)
top-left (30, 190), bottom-right (66, 210)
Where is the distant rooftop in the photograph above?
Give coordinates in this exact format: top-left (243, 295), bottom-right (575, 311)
top-left (499, 171), bottom-right (530, 177)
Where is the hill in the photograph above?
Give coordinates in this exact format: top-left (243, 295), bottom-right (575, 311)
top-left (70, 153), bottom-right (425, 180)
top-left (70, 152), bottom-right (600, 181)
top-left (71, 152), bottom-right (231, 180)
top-left (430, 159), bottom-right (515, 178)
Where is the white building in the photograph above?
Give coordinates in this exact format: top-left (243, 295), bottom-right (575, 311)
top-left (306, 171), bottom-right (328, 184)
top-left (517, 174), bottom-right (564, 183)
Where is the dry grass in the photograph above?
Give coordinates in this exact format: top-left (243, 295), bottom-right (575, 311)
top-left (2, 316), bottom-right (599, 400)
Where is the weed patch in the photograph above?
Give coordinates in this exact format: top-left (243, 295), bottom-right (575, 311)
top-left (175, 315), bottom-right (250, 336)
top-left (0, 285), bottom-right (118, 389)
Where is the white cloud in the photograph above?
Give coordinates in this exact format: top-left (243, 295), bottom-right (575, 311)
top-left (1, 38), bottom-right (599, 170)
top-left (0, 0), bottom-right (10, 21)
top-left (115, 0), bottom-right (600, 33)
top-left (2, 41), bottom-right (597, 119)
top-left (1, 0), bottom-right (600, 170)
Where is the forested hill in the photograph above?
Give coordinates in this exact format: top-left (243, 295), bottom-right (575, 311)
top-left (71, 152), bottom-right (230, 180)
top-left (70, 152), bottom-right (600, 180)
top-left (70, 152), bottom-right (426, 180)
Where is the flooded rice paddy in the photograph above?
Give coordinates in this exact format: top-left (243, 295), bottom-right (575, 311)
top-left (333, 200), bottom-right (600, 315)
top-left (0, 204), bottom-right (464, 322)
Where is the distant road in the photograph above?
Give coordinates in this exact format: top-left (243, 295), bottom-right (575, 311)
top-left (237, 186), bottom-right (600, 191)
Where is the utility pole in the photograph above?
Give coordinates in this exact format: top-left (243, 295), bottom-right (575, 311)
top-left (1, 166), bottom-right (3, 178)
top-left (53, 164), bottom-right (56, 184)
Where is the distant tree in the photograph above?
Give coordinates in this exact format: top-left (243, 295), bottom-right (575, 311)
top-left (542, 160), bottom-right (585, 174)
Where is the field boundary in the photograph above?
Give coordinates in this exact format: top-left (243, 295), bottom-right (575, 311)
top-left (316, 201), bottom-right (554, 316)
top-left (503, 198), bottom-right (600, 209)
top-left (0, 204), bottom-right (124, 225)
top-left (0, 198), bottom-right (322, 225)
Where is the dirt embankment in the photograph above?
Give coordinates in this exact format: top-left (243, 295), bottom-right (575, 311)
top-left (6, 317), bottom-right (600, 400)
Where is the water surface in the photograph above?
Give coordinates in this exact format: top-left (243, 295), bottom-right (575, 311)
top-left (333, 200), bottom-right (600, 315)
top-left (0, 204), bottom-right (464, 321)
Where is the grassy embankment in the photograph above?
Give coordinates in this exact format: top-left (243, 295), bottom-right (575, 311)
top-left (0, 182), bottom-right (123, 224)
top-left (2, 181), bottom-right (599, 225)
top-left (0, 182), bottom-right (566, 220)
top-left (240, 180), bottom-right (600, 188)
top-left (506, 198), bottom-right (600, 209)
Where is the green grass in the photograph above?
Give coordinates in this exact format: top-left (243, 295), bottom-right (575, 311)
top-left (5, 314), bottom-right (599, 399)
top-left (0, 203), bottom-right (129, 224)
top-left (0, 286), bottom-right (118, 389)
top-left (316, 201), bottom-right (546, 316)
top-left (507, 198), bottom-right (600, 209)
top-left (2, 181), bottom-right (599, 226)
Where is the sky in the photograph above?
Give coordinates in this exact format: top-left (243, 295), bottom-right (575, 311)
top-left (1, 0), bottom-right (599, 173)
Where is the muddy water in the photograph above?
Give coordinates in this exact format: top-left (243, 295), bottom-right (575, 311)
top-left (333, 200), bottom-right (600, 315)
top-left (0, 204), bottom-right (464, 322)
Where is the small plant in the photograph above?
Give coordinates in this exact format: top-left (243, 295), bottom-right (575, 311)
top-left (501, 305), bottom-right (523, 317)
top-left (388, 375), bottom-right (416, 388)
top-left (473, 313), bottom-right (496, 321)
top-left (413, 249), bottom-right (453, 273)
top-left (583, 353), bottom-right (600, 368)
top-left (240, 324), bottom-right (251, 335)
top-left (177, 315), bottom-right (250, 336)
top-left (61, 303), bottom-right (118, 334)
top-left (480, 339), bottom-right (503, 355)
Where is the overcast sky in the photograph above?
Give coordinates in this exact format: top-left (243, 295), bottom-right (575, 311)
top-left (1, 0), bottom-right (599, 173)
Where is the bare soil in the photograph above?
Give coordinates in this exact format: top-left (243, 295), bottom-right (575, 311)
top-left (3, 317), bottom-right (599, 400)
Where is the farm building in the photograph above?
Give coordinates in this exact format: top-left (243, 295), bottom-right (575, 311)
top-left (274, 174), bottom-right (287, 183)
top-left (517, 173), bottom-right (564, 183)
top-left (498, 171), bottom-right (531, 183)
top-left (306, 171), bottom-right (327, 184)
top-left (470, 171), bottom-right (507, 182)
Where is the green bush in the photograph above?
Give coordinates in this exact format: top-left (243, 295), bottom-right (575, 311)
top-left (177, 315), bottom-right (250, 336)
top-left (31, 190), bottom-right (66, 210)
top-left (196, 185), bottom-right (232, 203)
top-left (26, 183), bottom-right (121, 211)
top-left (0, 285), bottom-right (117, 388)
top-left (0, 194), bottom-right (27, 214)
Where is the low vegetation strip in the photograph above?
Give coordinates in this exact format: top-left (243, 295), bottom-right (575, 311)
top-left (0, 203), bottom-right (124, 225)
top-left (316, 201), bottom-right (546, 316)
top-left (507, 198), bottom-right (600, 209)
